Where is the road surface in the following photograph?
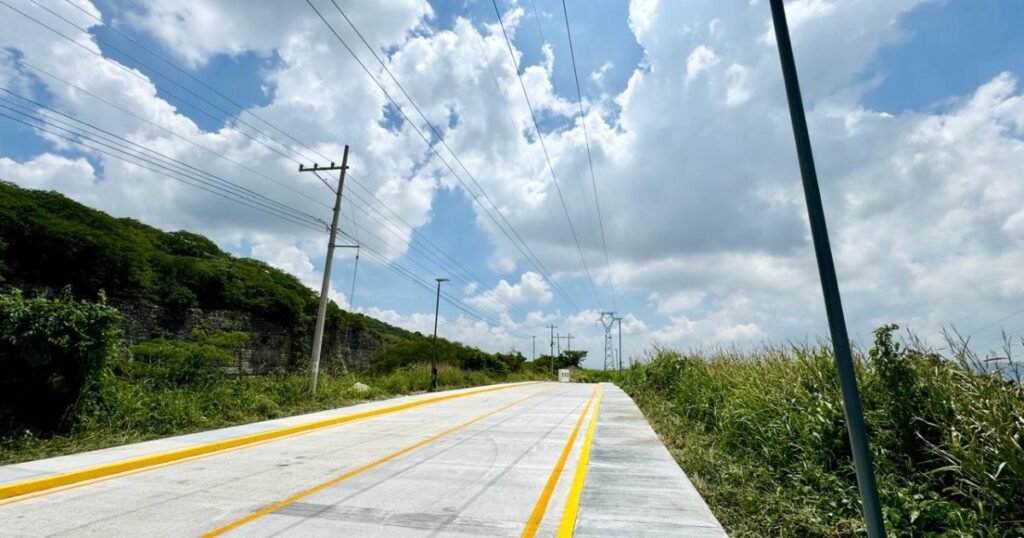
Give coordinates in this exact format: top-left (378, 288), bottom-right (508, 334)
top-left (0, 382), bottom-right (724, 537)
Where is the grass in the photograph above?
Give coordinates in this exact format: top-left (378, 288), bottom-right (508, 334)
top-left (0, 363), bottom-right (547, 465)
top-left (604, 326), bottom-right (1024, 537)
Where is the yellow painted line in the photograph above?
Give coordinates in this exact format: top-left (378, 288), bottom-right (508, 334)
top-left (0, 382), bottom-right (538, 501)
top-left (201, 388), bottom-right (547, 537)
top-left (0, 409), bottom-right (385, 507)
top-left (520, 384), bottom-right (599, 538)
top-left (556, 384), bottom-right (603, 537)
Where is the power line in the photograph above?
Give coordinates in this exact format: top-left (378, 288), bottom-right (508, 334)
top-left (324, 0), bottom-right (579, 312)
top-left (560, 0), bottom-right (617, 311)
top-left (0, 89), bottom-right (326, 228)
top-left (4, 96), bottom-right (515, 333)
top-left (0, 49), bottom-right (333, 209)
top-left (9, 0), bottom-right (542, 340)
top-left (338, 174), bottom-right (539, 321)
top-left (314, 172), bottom-right (540, 325)
top-left (470, 17), bottom-right (581, 289)
top-left (306, 0), bottom-right (580, 313)
top-left (16, 0), bottom-right (331, 171)
top-left (3, 36), bottom-right (532, 326)
top-left (350, 235), bottom-right (526, 337)
top-left (56, 0), bottom-right (340, 169)
top-left (490, 0), bottom-right (603, 310)
top-left (0, 109), bottom-right (326, 233)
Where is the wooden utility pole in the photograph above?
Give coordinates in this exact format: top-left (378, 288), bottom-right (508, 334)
top-left (557, 333), bottom-right (574, 353)
top-left (299, 145), bottom-right (349, 395)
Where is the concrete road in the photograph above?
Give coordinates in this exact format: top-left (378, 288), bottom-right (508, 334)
top-left (0, 382), bottom-right (724, 537)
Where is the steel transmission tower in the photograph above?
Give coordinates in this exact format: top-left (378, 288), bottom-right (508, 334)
top-left (599, 312), bottom-right (616, 370)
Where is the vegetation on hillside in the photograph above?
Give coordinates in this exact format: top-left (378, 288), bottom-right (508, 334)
top-left (612, 326), bottom-right (1023, 536)
top-left (0, 290), bottom-right (547, 464)
top-left (0, 180), bottom-right (410, 347)
top-left (0, 183), bottom-right (553, 462)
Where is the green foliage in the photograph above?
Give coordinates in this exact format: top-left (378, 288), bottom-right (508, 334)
top-left (1, 364), bottom-right (545, 464)
top-left (613, 331), bottom-right (1024, 537)
top-left (372, 337), bottom-right (525, 375)
top-left (0, 289), bottom-right (122, 432)
top-left (123, 330), bottom-right (252, 387)
top-left (532, 350), bottom-right (588, 374)
top-left (0, 181), bottom-right (413, 342)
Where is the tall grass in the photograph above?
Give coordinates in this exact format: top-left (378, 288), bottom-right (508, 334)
top-left (614, 326), bottom-right (1024, 536)
top-left (0, 363), bottom-right (544, 465)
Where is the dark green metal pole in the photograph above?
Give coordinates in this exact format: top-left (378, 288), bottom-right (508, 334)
top-left (430, 278), bottom-right (448, 392)
top-left (768, 1), bottom-right (886, 536)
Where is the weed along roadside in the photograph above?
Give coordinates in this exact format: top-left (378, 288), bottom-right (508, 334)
top-left (592, 325), bottom-right (1024, 536)
top-left (0, 289), bottom-right (551, 466)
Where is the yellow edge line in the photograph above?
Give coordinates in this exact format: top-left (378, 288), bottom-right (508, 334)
top-left (0, 410), bottom-right (385, 507)
top-left (520, 384), bottom-right (599, 538)
top-left (556, 384), bottom-right (603, 537)
top-left (201, 388), bottom-right (547, 537)
top-left (0, 381), bottom-right (538, 501)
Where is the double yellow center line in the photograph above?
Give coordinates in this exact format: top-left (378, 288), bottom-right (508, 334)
top-left (203, 383), bottom-right (603, 537)
top-left (521, 384), bottom-right (603, 538)
top-left (0, 382), bottom-right (538, 502)
top-left (201, 388), bottom-right (549, 536)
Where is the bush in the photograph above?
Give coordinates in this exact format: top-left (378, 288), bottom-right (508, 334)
top-left (372, 337), bottom-right (522, 375)
top-left (615, 329), bottom-right (1024, 536)
top-left (0, 289), bottom-right (122, 432)
top-left (125, 330), bottom-right (252, 387)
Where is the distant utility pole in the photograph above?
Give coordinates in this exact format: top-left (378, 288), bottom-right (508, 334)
top-left (556, 332), bottom-right (562, 355)
top-left (348, 245), bottom-right (360, 309)
top-left (299, 145), bottom-right (350, 396)
top-left (557, 333), bottom-right (574, 353)
top-left (614, 316), bottom-right (623, 370)
top-left (532, 335), bottom-right (536, 362)
top-left (768, 1), bottom-right (884, 535)
top-left (337, 244), bottom-right (359, 364)
top-left (599, 311), bottom-right (616, 370)
top-left (548, 325), bottom-right (557, 375)
top-left (430, 277), bottom-right (449, 392)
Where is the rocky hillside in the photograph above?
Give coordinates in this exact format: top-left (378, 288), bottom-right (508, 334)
top-left (0, 181), bottom-right (417, 373)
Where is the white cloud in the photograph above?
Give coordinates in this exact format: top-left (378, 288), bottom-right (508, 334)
top-left (3, 0), bottom-right (1023, 363)
top-left (0, 154), bottom-right (97, 199)
top-left (685, 45), bottom-right (719, 83)
top-left (466, 270), bottom-right (553, 313)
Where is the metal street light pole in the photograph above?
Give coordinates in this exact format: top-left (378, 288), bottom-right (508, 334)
top-left (768, 1), bottom-right (885, 535)
top-left (430, 278), bottom-right (449, 392)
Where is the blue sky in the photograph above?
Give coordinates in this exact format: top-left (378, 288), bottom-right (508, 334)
top-left (2, 0), bottom-right (1024, 367)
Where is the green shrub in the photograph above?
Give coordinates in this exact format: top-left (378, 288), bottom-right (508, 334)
top-left (615, 329), bottom-right (1024, 536)
top-left (0, 289), bottom-right (121, 432)
top-left (125, 330), bottom-right (251, 387)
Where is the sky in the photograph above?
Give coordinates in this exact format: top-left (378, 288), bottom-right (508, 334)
top-left (1, 0), bottom-right (1023, 369)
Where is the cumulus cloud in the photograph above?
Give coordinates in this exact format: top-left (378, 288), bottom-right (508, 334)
top-left (2, 0), bottom-right (1023, 366)
top-left (467, 271), bottom-right (553, 313)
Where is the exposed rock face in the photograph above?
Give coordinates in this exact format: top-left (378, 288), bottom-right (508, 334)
top-left (114, 301), bottom-right (377, 374)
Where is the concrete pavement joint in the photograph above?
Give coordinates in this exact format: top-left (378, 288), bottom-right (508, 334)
top-left (0, 382), bottom-right (538, 502)
top-left (200, 387), bottom-right (548, 537)
top-left (261, 385), bottom-right (576, 537)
